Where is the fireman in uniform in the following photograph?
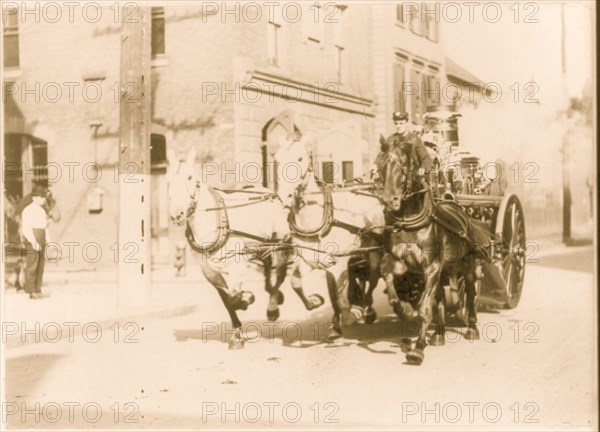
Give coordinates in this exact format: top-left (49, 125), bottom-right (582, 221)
top-left (378, 111), bottom-right (433, 178)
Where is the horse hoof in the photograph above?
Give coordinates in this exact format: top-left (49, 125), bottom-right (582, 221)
top-left (364, 309), bottom-right (377, 324)
top-left (326, 328), bottom-right (342, 343)
top-left (233, 291), bottom-right (255, 311)
top-left (306, 294), bottom-right (325, 310)
top-left (406, 348), bottom-right (424, 365)
top-left (267, 308), bottom-right (280, 322)
top-left (228, 338), bottom-right (245, 350)
top-left (430, 333), bottom-right (445, 346)
top-left (276, 291), bottom-right (285, 305)
top-left (245, 291), bottom-right (256, 305)
top-left (465, 327), bottom-right (480, 341)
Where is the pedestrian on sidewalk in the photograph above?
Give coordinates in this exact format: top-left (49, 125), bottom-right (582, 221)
top-left (21, 185), bottom-right (50, 299)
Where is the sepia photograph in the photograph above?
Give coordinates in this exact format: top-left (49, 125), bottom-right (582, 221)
top-left (1, 0), bottom-right (597, 429)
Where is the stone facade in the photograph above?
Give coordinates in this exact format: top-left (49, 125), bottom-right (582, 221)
top-left (3, 3), bottom-right (452, 271)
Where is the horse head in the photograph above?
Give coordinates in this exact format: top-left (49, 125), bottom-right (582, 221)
top-left (379, 146), bottom-right (415, 213)
top-left (166, 146), bottom-right (199, 226)
top-left (273, 133), bottom-right (313, 207)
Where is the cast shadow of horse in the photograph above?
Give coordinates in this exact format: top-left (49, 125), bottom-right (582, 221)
top-left (172, 304), bottom-right (500, 354)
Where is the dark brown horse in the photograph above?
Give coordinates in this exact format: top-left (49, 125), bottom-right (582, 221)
top-left (377, 144), bottom-right (482, 365)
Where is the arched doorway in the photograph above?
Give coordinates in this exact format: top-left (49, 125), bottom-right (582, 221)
top-left (261, 110), bottom-right (301, 191)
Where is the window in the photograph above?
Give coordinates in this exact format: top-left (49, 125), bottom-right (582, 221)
top-left (410, 63), bottom-right (427, 121)
top-left (393, 59), bottom-right (407, 112)
top-left (342, 161), bottom-right (354, 182)
top-left (396, 4), bottom-right (405, 26)
top-left (151, 7), bottom-right (165, 56)
top-left (424, 9), bottom-right (438, 42)
top-left (335, 46), bottom-right (344, 83)
top-left (304, 3), bottom-right (324, 43)
top-left (151, 134), bottom-right (167, 173)
top-left (3, 8), bottom-right (19, 67)
top-left (31, 138), bottom-right (48, 186)
top-left (322, 161), bottom-right (335, 184)
top-left (4, 134), bottom-right (48, 197)
top-left (425, 70), bottom-right (440, 107)
top-left (267, 21), bottom-right (280, 66)
top-left (409, 4), bottom-right (422, 36)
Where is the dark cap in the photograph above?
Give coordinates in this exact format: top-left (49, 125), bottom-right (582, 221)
top-left (31, 185), bottom-right (47, 197)
top-left (392, 111), bottom-right (409, 121)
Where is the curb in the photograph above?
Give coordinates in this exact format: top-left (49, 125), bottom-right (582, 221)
top-left (4, 303), bottom-right (198, 349)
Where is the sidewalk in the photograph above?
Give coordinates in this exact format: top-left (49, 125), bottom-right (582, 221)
top-left (2, 265), bottom-right (211, 349)
top-left (531, 231), bottom-right (594, 258)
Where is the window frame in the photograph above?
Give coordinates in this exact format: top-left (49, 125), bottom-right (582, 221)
top-left (3, 7), bottom-right (19, 68)
top-left (151, 7), bottom-right (166, 57)
top-left (267, 20), bottom-right (281, 67)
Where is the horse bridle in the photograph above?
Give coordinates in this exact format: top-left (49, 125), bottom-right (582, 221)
top-left (174, 161), bottom-right (201, 218)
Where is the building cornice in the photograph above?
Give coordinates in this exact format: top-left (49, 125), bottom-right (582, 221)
top-left (243, 69), bottom-right (375, 117)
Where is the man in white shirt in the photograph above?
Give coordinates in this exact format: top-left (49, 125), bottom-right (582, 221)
top-left (21, 185), bottom-right (50, 299)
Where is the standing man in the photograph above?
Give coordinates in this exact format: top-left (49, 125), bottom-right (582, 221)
top-left (21, 185), bottom-right (50, 299)
top-left (379, 111), bottom-right (433, 177)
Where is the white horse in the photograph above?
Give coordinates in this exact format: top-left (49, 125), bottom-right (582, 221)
top-left (274, 135), bottom-right (387, 338)
top-left (166, 147), bottom-right (292, 348)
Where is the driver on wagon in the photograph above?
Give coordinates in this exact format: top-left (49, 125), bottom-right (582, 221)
top-left (374, 111), bottom-right (433, 179)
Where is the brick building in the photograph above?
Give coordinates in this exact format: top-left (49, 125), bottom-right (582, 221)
top-left (3, 3), bottom-right (474, 271)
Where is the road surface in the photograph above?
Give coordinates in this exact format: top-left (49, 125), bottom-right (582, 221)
top-left (3, 247), bottom-right (596, 429)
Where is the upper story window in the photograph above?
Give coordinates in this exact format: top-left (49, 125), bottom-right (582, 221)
top-left (3, 7), bottom-right (19, 67)
top-left (267, 20), bottom-right (281, 66)
top-left (335, 46), bottom-right (344, 83)
top-left (422, 4), bottom-right (439, 42)
top-left (151, 7), bottom-right (165, 56)
top-left (398, 2), bottom-right (439, 43)
top-left (409, 4), bottom-right (422, 36)
top-left (332, 5), bottom-right (345, 83)
top-left (393, 55), bottom-right (408, 112)
top-left (396, 4), bottom-right (406, 27)
top-left (304, 3), bottom-right (324, 43)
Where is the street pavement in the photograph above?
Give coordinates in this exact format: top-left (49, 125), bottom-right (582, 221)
top-left (1, 237), bottom-right (597, 429)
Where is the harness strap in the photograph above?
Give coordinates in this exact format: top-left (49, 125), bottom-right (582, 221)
top-left (202, 193), bottom-right (276, 212)
top-left (228, 229), bottom-right (272, 243)
top-left (185, 188), bottom-right (230, 254)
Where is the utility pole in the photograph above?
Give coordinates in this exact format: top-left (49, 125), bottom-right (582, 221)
top-left (118, 7), bottom-right (152, 307)
top-left (560, 3), bottom-right (571, 244)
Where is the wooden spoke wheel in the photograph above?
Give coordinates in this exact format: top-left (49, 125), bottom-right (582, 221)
top-left (494, 194), bottom-right (526, 309)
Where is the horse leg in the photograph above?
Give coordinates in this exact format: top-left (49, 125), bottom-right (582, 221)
top-left (381, 253), bottom-right (418, 321)
top-left (431, 283), bottom-right (446, 346)
top-left (347, 256), bottom-right (367, 314)
top-left (464, 260), bottom-right (480, 341)
top-left (363, 251), bottom-right (382, 324)
top-left (325, 270), bottom-right (350, 342)
top-left (290, 261), bottom-right (326, 311)
top-left (201, 264), bottom-right (254, 349)
top-left (262, 255), bottom-right (286, 322)
top-left (406, 260), bottom-right (442, 365)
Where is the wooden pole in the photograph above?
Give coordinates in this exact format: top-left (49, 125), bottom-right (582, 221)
top-left (118, 7), bottom-right (152, 307)
top-left (561, 3), bottom-right (571, 243)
